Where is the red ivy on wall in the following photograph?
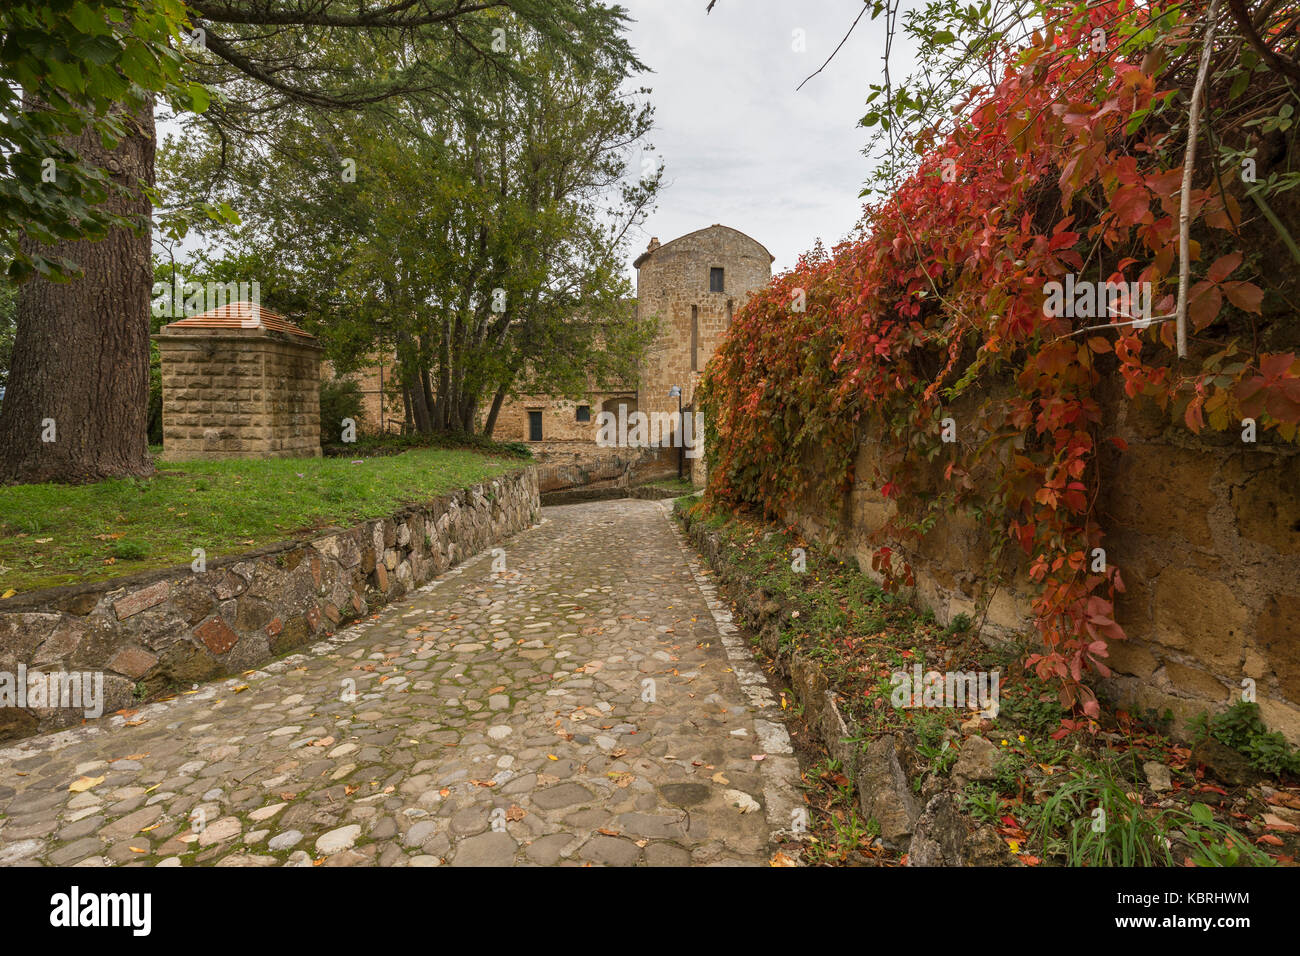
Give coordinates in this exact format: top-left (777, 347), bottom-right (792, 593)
top-left (702, 1), bottom-right (1297, 729)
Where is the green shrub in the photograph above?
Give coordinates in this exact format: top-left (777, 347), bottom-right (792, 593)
top-left (112, 540), bottom-right (148, 560)
top-left (147, 341), bottom-right (163, 445)
top-left (320, 377), bottom-right (365, 443)
top-left (1196, 701), bottom-right (1300, 777)
top-left (323, 428), bottom-right (532, 460)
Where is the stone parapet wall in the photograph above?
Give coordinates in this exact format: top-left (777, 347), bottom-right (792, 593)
top-left (528, 441), bottom-right (676, 493)
top-left (0, 468), bottom-right (539, 742)
top-left (779, 388), bottom-right (1300, 744)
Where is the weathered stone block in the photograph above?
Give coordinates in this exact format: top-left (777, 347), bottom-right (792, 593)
top-left (1162, 660), bottom-right (1229, 700)
top-left (856, 736), bottom-right (920, 848)
top-left (31, 619), bottom-right (87, 667)
top-left (1150, 568), bottom-right (1247, 672)
top-left (1228, 457), bottom-right (1300, 554)
top-left (1255, 592), bottom-right (1300, 700)
top-left (112, 581), bottom-right (170, 621)
top-left (194, 616), bottom-right (239, 655)
top-left (107, 646), bottom-right (159, 679)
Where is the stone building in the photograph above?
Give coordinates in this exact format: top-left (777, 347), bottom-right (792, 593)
top-left (326, 224), bottom-right (773, 488)
top-left (490, 224), bottom-right (773, 486)
top-left (633, 224), bottom-right (774, 484)
top-left (155, 303), bottom-right (323, 460)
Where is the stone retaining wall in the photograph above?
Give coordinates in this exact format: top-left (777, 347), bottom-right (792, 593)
top-left (530, 441), bottom-right (677, 494)
top-left (776, 384), bottom-right (1300, 744)
top-left (0, 467), bottom-right (539, 742)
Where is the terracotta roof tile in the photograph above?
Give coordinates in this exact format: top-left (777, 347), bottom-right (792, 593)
top-left (161, 302), bottom-right (314, 338)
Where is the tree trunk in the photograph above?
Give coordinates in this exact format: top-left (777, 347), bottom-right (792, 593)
top-left (396, 331), bottom-right (432, 434)
top-left (483, 384), bottom-right (508, 437)
top-left (0, 95), bottom-right (156, 485)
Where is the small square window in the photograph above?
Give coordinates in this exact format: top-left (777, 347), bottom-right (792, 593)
top-left (709, 267), bottom-right (724, 292)
top-left (576, 405), bottom-right (591, 423)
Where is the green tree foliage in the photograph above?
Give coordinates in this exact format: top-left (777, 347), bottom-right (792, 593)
top-left (319, 377), bottom-right (365, 444)
top-left (162, 14), bottom-right (660, 435)
top-left (0, 0), bottom-right (207, 280)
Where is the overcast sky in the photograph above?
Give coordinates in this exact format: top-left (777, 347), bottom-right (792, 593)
top-left (619, 0), bottom-right (898, 279)
top-left (164, 1), bottom-right (903, 283)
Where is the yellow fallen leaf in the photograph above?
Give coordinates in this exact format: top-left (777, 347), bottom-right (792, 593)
top-left (769, 851), bottom-right (797, 867)
top-left (547, 754), bottom-right (558, 760)
top-left (129, 847), bottom-right (146, 854)
top-left (1, 589), bottom-right (16, 600)
top-left (232, 684), bottom-right (249, 693)
top-left (69, 775), bottom-right (104, 792)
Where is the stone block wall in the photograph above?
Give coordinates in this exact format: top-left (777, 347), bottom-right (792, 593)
top-left (781, 388), bottom-right (1300, 743)
top-left (157, 327), bottom-right (323, 459)
top-left (492, 392), bottom-right (637, 444)
top-left (0, 468), bottom-right (539, 742)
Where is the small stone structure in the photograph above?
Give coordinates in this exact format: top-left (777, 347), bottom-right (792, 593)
top-left (155, 303), bottom-right (323, 460)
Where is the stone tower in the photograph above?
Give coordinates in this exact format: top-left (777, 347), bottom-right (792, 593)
top-left (634, 224), bottom-right (773, 483)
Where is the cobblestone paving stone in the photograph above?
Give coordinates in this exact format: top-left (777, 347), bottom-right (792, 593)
top-left (0, 499), bottom-right (802, 867)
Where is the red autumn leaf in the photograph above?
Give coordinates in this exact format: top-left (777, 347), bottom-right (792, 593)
top-left (1187, 282), bottom-right (1222, 331)
top-left (1259, 352), bottom-right (1296, 381)
top-left (1206, 251), bottom-right (1242, 284)
top-left (1223, 281), bottom-right (1263, 313)
top-left (1110, 184), bottom-right (1149, 226)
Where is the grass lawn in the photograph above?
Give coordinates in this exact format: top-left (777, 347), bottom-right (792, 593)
top-left (0, 449), bottom-right (520, 595)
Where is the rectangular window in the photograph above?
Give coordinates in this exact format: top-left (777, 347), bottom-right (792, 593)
top-left (709, 267), bottom-right (724, 293)
top-left (528, 410), bottom-right (543, 441)
top-left (691, 305), bottom-right (699, 372)
top-left (576, 404), bottom-right (591, 423)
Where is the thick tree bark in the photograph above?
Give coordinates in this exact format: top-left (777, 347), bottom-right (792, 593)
top-left (0, 95), bottom-right (155, 485)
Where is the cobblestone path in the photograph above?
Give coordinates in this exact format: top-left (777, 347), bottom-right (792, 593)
top-left (0, 499), bottom-right (801, 867)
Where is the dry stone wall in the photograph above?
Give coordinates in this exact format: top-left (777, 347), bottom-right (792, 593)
top-left (0, 468), bottom-right (539, 742)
